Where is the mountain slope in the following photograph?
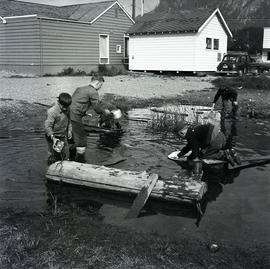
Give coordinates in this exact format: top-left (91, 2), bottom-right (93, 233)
top-left (154, 0), bottom-right (270, 29)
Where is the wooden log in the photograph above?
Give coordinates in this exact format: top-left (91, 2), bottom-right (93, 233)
top-left (45, 161), bottom-right (207, 204)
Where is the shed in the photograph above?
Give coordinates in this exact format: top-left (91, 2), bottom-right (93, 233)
top-left (0, 0), bottom-right (134, 76)
top-left (127, 8), bottom-right (232, 73)
top-left (262, 27), bottom-right (270, 62)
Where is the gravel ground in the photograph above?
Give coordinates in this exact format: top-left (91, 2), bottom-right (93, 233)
top-left (0, 72), bottom-right (215, 105)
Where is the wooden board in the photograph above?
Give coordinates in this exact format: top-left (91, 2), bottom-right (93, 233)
top-left (168, 151), bottom-right (226, 165)
top-left (84, 124), bottom-right (124, 134)
top-left (125, 173), bottom-right (159, 219)
top-left (228, 155), bottom-right (270, 170)
top-left (46, 161), bottom-right (207, 204)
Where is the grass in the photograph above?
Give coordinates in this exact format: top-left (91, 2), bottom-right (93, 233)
top-left (101, 94), bottom-right (200, 115)
top-left (1, 207), bottom-right (269, 269)
top-left (212, 74), bottom-right (270, 90)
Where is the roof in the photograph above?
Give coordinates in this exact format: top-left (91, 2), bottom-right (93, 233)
top-left (0, 0), bottom-right (121, 22)
top-left (128, 8), bottom-right (231, 36)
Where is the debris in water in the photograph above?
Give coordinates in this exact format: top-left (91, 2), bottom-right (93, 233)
top-left (209, 243), bottom-right (219, 253)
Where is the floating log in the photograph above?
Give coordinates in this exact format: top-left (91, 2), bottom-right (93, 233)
top-left (45, 161), bottom-right (207, 204)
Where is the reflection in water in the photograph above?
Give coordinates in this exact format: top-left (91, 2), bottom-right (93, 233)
top-left (1, 108), bottom-right (270, 243)
top-left (46, 181), bottom-right (202, 225)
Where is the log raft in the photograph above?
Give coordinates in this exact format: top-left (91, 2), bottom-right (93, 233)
top-left (45, 161), bottom-right (207, 204)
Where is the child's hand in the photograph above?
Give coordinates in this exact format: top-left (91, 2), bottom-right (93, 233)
top-left (68, 130), bottom-right (72, 140)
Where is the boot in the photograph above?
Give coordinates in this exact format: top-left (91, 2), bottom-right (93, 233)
top-left (229, 149), bottom-right (241, 165)
top-left (224, 149), bottom-right (235, 166)
top-left (69, 147), bottom-right (76, 161)
top-left (75, 153), bottom-right (86, 163)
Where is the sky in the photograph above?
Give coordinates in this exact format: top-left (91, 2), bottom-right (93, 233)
top-left (18, 0), bottom-right (160, 16)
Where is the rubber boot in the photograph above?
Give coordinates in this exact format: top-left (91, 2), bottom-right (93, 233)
top-left (75, 153), bottom-right (86, 163)
top-left (229, 149), bottom-right (241, 165)
top-left (75, 147), bottom-right (86, 163)
top-left (224, 149), bottom-right (235, 166)
top-left (69, 147), bottom-right (76, 161)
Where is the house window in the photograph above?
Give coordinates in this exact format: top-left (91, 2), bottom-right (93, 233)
top-left (206, 38), bottom-right (212, 49)
top-left (267, 52), bottom-right (270, 61)
top-left (116, 44), bottom-right (121, 53)
top-left (99, 34), bottom-right (109, 64)
top-left (214, 39), bottom-right (219, 50)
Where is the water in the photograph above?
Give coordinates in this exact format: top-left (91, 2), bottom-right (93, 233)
top-left (0, 110), bottom-right (270, 245)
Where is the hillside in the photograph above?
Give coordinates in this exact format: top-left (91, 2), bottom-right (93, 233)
top-left (154, 0), bottom-right (270, 29)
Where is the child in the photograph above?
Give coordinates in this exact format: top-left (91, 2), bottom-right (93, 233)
top-left (45, 93), bottom-right (72, 165)
top-left (211, 86), bottom-right (238, 118)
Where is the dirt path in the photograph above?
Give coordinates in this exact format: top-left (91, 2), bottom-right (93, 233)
top-left (0, 73), bottom-right (215, 105)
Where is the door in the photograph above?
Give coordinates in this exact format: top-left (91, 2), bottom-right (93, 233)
top-left (99, 34), bottom-right (109, 64)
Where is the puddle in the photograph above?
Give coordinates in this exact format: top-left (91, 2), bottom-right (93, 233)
top-left (0, 109), bottom-right (270, 245)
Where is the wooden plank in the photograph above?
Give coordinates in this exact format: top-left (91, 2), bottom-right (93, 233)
top-left (84, 124), bottom-right (124, 134)
top-left (125, 173), bottom-right (159, 219)
top-left (168, 151), bottom-right (226, 165)
top-left (228, 155), bottom-right (270, 170)
top-left (45, 161), bottom-right (207, 203)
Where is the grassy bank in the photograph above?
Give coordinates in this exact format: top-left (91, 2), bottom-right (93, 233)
top-left (1, 206), bottom-right (269, 269)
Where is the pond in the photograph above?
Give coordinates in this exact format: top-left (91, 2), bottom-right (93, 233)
top-left (0, 108), bottom-right (269, 246)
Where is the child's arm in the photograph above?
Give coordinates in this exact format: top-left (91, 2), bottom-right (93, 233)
top-left (45, 109), bottom-right (55, 139)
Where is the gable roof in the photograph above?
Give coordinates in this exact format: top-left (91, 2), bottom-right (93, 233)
top-left (0, 0), bottom-right (134, 24)
top-left (128, 8), bottom-right (232, 37)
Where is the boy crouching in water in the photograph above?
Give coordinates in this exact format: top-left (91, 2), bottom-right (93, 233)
top-left (45, 93), bottom-right (72, 165)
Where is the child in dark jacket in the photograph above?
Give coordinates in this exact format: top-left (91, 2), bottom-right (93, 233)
top-left (212, 87), bottom-right (239, 118)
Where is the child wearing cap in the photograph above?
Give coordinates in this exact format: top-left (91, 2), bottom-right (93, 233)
top-left (45, 92), bottom-right (72, 165)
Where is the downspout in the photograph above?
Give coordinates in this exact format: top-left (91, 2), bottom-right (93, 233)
top-left (39, 18), bottom-right (43, 76)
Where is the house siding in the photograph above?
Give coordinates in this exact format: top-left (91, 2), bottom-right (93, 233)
top-left (129, 34), bottom-right (197, 71)
top-left (0, 17), bottom-right (41, 74)
top-left (40, 4), bottom-right (133, 75)
top-left (195, 15), bottom-right (227, 72)
top-left (262, 28), bottom-right (270, 62)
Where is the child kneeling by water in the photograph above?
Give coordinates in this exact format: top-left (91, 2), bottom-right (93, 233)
top-left (45, 93), bottom-right (72, 165)
top-left (176, 122), bottom-right (241, 168)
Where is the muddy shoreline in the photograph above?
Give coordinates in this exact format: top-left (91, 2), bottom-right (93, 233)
top-left (0, 74), bottom-right (270, 268)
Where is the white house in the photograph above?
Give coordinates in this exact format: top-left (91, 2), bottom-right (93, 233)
top-left (262, 27), bottom-right (270, 62)
top-left (127, 8), bottom-right (232, 73)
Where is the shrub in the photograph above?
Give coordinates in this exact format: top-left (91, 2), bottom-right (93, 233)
top-left (58, 67), bottom-right (75, 76)
top-left (98, 65), bottom-right (127, 76)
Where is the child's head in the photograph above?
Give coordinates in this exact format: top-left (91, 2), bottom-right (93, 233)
top-left (91, 73), bottom-right (104, 90)
top-left (58, 93), bottom-right (72, 111)
top-left (92, 73), bottom-right (105, 83)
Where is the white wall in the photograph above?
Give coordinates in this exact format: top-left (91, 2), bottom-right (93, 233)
top-left (263, 27), bottom-right (270, 49)
top-left (129, 13), bottom-right (229, 72)
top-left (129, 33), bottom-right (197, 71)
top-left (262, 28), bottom-right (270, 62)
top-left (195, 14), bottom-right (228, 71)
